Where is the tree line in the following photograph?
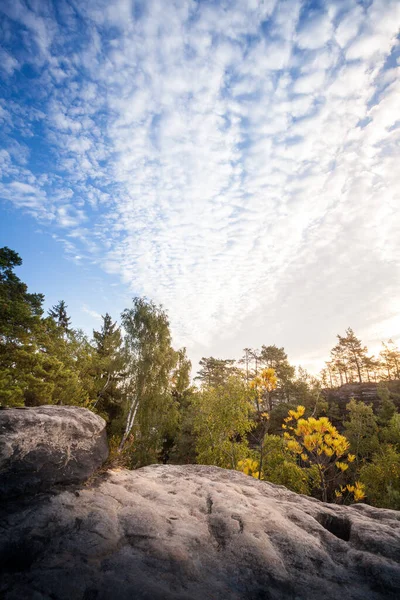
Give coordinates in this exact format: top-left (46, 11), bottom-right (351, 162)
top-left (1, 247), bottom-right (399, 509)
top-left (321, 327), bottom-right (400, 386)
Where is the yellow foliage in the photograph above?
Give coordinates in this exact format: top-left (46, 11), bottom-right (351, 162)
top-left (353, 481), bottom-right (366, 501)
top-left (335, 461), bottom-right (349, 472)
top-left (260, 368), bottom-right (278, 392)
top-left (237, 458), bottom-right (262, 479)
top-left (287, 439), bottom-right (302, 454)
top-left (337, 481), bottom-right (365, 502)
top-left (282, 405), bottom-right (360, 503)
top-left (250, 368), bottom-right (278, 395)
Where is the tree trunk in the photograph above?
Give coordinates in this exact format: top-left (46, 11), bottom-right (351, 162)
top-left (258, 438), bottom-right (263, 480)
top-left (93, 372), bottom-right (111, 408)
top-left (119, 397), bottom-right (139, 452)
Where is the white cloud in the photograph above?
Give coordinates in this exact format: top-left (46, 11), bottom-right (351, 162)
top-left (1, 0), bottom-right (400, 371)
top-left (296, 11), bottom-right (333, 50)
top-left (82, 304), bottom-right (102, 321)
top-left (334, 5), bottom-right (364, 48)
top-left (292, 70), bottom-right (326, 94)
top-left (0, 48), bottom-right (19, 74)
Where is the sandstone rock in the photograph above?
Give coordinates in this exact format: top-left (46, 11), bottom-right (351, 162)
top-left (322, 380), bottom-right (400, 414)
top-left (0, 406), bottom-right (108, 498)
top-left (1, 464), bottom-right (399, 599)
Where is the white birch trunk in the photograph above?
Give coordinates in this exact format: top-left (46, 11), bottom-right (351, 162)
top-left (118, 397), bottom-right (139, 452)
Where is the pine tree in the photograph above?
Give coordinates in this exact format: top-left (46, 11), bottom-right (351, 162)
top-left (48, 300), bottom-right (71, 332)
top-left (195, 356), bottom-right (238, 387)
top-left (380, 340), bottom-right (400, 380)
top-left (259, 345), bottom-right (295, 401)
top-left (0, 246), bottom-right (44, 343)
top-left (92, 314), bottom-right (127, 430)
top-left (0, 249), bottom-right (87, 407)
top-left (344, 398), bottom-right (379, 461)
top-left (333, 328), bottom-right (368, 383)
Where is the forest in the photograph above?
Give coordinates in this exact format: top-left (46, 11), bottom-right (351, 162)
top-left (1, 246), bottom-right (399, 510)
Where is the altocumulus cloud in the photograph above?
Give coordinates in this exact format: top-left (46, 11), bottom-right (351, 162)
top-left (0, 0), bottom-right (400, 370)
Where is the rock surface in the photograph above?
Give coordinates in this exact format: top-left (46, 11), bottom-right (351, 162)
top-left (0, 406), bottom-right (108, 498)
top-left (322, 380), bottom-right (400, 413)
top-left (1, 464), bottom-right (400, 600)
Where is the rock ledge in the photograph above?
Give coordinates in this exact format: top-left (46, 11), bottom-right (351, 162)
top-left (0, 406), bottom-right (108, 498)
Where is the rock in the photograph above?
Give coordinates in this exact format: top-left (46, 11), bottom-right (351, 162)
top-left (1, 464), bottom-right (400, 600)
top-left (322, 381), bottom-right (400, 415)
top-left (0, 406), bottom-right (108, 498)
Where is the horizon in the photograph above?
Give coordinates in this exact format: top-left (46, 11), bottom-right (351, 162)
top-left (1, 0), bottom-right (399, 376)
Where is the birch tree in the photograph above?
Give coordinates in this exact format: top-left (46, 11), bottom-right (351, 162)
top-left (119, 298), bottom-right (179, 465)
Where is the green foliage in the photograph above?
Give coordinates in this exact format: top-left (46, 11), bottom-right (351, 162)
top-left (195, 356), bottom-right (238, 387)
top-left (290, 369), bottom-right (327, 416)
top-left (260, 435), bottom-right (314, 495)
top-left (268, 402), bottom-right (297, 435)
top-left (333, 328), bottom-right (368, 383)
top-left (0, 249), bottom-right (90, 407)
top-left (380, 340), bottom-right (400, 380)
top-left (0, 247), bottom-right (44, 342)
top-left (380, 413), bottom-right (400, 449)
top-left (259, 345), bottom-right (295, 402)
top-left (193, 376), bottom-right (254, 469)
top-left (377, 384), bottom-right (396, 427)
top-left (168, 386), bottom-right (198, 464)
top-left (92, 314), bottom-right (127, 432)
top-left (360, 445), bottom-right (400, 510)
top-left (120, 298), bottom-right (183, 466)
top-left (2, 245), bottom-right (400, 513)
top-left (260, 345), bottom-right (295, 383)
top-left (344, 398), bottom-right (380, 462)
top-left (48, 300), bottom-right (72, 332)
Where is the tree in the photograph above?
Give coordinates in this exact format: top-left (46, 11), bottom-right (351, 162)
top-left (238, 435), bottom-right (313, 495)
top-left (119, 298), bottom-right (179, 465)
top-left (0, 247), bottom-right (46, 406)
top-left (344, 398), bottom-right (379, 462)
top-left (380, 340), bottom-right (400, 380)
top-left (92, 314), bottom-right (127, 431)
top-left (238, 347), bottom-right (253, 383)
top-left (0, 246), bottom-right (44, 343)
top-left (292, 368), bottom-right (327, 416)
top-left (249, 368), bottom-right (278, 478)
top-left (363, 355), bottom-right (380, 382)
top-left (329, 345), bottom-right (349, 385)
top-left (332, 328), bottom-right (368, 383)
top-left (282, 406), bottom-right (363, 502)
top-left (161, 347), bottom-right (193, 464)
top-left (377, 384), bottom-right (396, 428)
top-left (171, 348), bottom-right (192, 401)
top-left (259, 345), bottom-right (295, 401)
top-left (192, 375), bottom-right (254, 469)
top-left (168, 385), bottom-right (198, 465)
top-left (380, 413), bottom-right (400, 449)
top-left (268, 401), bottom-right (297, 435)
top-left (359, 445), bottom-right (400, 510)
top-left (48, 300), bottom-right (71, 332)
top-left (195, 356), bottom-right (238, 387)
top-left (239, 347), bottom-right (262, 379)
top-left (250, 368), bottom-right (278, 413)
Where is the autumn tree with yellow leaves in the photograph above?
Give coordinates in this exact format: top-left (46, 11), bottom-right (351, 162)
top-left (249, 368), bottom-right (278, 478)
top-left (282, 406), bottom-right (365, 503)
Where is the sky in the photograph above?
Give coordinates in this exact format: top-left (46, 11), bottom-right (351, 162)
top-left (1, 0), bottom-right (400, 375)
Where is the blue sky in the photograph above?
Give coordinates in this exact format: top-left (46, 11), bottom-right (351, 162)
top-left (1, 0), bottom-right (399, 373)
